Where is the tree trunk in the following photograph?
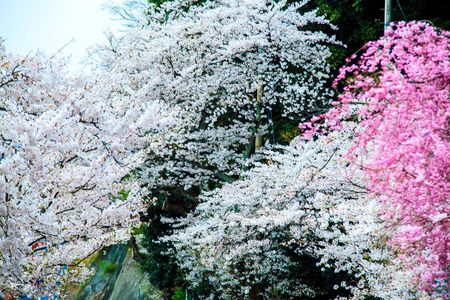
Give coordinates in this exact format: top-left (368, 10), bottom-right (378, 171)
top-left (248, 283), bottom-right (264, 300)
top-left (162, 199), bottom-right (187, 217)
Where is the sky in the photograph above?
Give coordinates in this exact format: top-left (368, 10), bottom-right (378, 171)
top-left (0, 0), bottom-right (126, 71)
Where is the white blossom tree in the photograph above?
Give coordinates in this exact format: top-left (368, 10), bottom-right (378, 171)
top-left (91, 0), bottom-right (340, 194)
top-left (167, 126), bottom-right (424, 299)
top-left (0, 43), bottom-right (172, 298)
top-left (89, 1), bottom-right (342, 296)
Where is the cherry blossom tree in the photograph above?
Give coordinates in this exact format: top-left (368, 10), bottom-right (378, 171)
top-left (167, 126), bottom-right (422, 299)
top-left (86, 1), bottom-right (342, 295)
top-left (0, 43), bottom-right (171, 298)
top-left (91, 0), bottom-right (340, 194)
top-left (301, 21), bottom-right (450, 294)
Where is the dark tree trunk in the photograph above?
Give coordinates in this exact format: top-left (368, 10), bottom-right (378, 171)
top-left (162, 199), bottom-right (187, 217)
top-left (248, 283), bottom-right (264, 300)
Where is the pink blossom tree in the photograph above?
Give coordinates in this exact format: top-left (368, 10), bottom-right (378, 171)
top-left (301, 21), bottom-right (450, 293)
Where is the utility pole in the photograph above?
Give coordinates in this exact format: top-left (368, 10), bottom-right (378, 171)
top-left (384, 0), bottom-right (392, 32)
top-left (255, 83), bottom-right (263, 152)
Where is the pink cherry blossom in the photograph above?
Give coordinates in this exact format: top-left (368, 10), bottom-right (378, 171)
top-left (301, 21), bottom-right (450, 293)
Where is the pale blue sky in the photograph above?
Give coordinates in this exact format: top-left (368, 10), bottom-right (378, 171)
top-left (0, 0), bottom-right (125, 71)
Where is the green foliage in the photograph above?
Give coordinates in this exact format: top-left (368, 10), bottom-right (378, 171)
top-left (311, 0), bottom-right (450, 68)
top-left (171, 287), bottom-right (185, 300)
top-left (131, 223), bottom-right (146, 235)
top-left (101, 261), bottom-right (119, 276)
top-left (326, 45), bottom-right (347, 69)
top-left (316, 0), bottom-right (342, 21)
top-left (172, 286), bottom-right (198, 300)
top-left (118, 189), bottom-right (130, 200)
top-left (288, 253), bottom-right (353, 299)
top-left (310, 0), bottom-right (383, 66)
top-left (280, 126), bottom-right (301, 143)
top-left (141, 195), bottom-right (182, 294)
top-left (148, 0), bottom-right (168, 7)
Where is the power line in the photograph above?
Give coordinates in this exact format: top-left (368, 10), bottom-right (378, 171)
top-left (395, 0), bottom-right (408, 22)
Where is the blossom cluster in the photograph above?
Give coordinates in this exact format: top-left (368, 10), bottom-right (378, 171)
top-left (301, 21), bottom-right (450, 293)
top-left (0, 43), bottom-right (171, 297)
top-left (167, 126), bottom-right (422, 299)
top-left (92, 0), bottom-right (340, 192)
